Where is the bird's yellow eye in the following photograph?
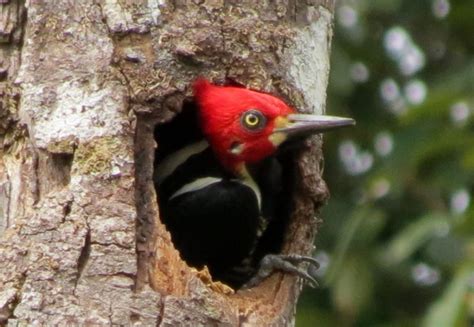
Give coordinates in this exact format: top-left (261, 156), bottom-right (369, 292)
top-left (245, 113), bottom-right (259, 126)
top-left (241, 110), bottom-right (267, 131)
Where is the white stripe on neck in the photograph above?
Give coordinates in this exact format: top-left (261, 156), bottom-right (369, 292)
top-left (155, 140), bottom-right (209, 184)
top-left (169, 177), bottom-right (222, 200)
top-left (236, 165), bottom-right (261, 209)
top-left (169, 172), bottom-right (262, 210)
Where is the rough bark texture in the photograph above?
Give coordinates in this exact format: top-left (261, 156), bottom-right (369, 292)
top-left (0, 0), bottom-right (335, 325)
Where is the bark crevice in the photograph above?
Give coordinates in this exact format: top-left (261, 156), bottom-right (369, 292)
top-left (74, 226), bottom-right (91, 294)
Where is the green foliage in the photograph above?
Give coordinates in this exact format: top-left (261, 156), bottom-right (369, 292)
top-left (423, 264), bottom-right (474, 327)
top-left (297, 0), bottom-right (474, 325)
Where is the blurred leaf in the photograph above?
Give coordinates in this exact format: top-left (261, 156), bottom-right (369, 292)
top-left (424, 236), bottom-right (465, 267)
top-left (361, 0), bottom-right (402, 13)
top-left (332, 256), bottom-right (374, 320)
top-left (461, 148), bottom-right (474, 171)
top-left (422, 264), bottom-right (474, 327)
top-left (401, 62), bottom-right (474, 124)
top-left (378, 214), bottom-right (450, 266)
top-left (296, 307), bottom-right (340, 327)
top-left (325, 207), bottom-right (384, 284)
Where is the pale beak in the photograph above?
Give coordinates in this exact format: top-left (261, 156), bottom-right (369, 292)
top-left (274, 114), bottom-right (355, 136)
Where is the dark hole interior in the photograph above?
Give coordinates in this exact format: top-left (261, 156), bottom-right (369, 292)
top-left (153, 99), bottom-right (297, 289)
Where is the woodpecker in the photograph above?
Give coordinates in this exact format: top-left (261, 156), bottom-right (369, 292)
top-left (155, 79), bottom-right (354, 289)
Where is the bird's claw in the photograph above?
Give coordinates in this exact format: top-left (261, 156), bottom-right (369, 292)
top-left (243, 254), bottom-right (320, 289)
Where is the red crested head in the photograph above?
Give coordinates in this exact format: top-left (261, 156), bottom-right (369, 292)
top-left (193, 79), bottom-right (355, 174)
top-left (193, 79), bottom-right (294, 173)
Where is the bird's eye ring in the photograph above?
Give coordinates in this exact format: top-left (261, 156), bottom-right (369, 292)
top-left (245, 114), bottom-right (259, 126)
top-left (241, 109), bottom-right (267, 131)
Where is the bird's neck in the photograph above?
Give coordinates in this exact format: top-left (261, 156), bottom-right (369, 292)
top-left (205, 140), bottom-right (263, 208)
top-left (235, 163), bottom-right (262, 209)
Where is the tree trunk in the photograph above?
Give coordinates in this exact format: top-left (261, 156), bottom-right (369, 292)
top-left (0, 0), bottom-right (335, 325)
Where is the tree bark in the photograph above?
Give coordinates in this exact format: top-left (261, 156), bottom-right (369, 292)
top-left (0, 0), bottom-right (335, 325)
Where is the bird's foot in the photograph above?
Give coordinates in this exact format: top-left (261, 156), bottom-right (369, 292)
top-left (242, 254), bottom-right (319, 289)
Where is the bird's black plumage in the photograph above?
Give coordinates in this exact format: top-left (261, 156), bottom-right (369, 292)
top-left (154, 104), bottom-right (289, 287)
